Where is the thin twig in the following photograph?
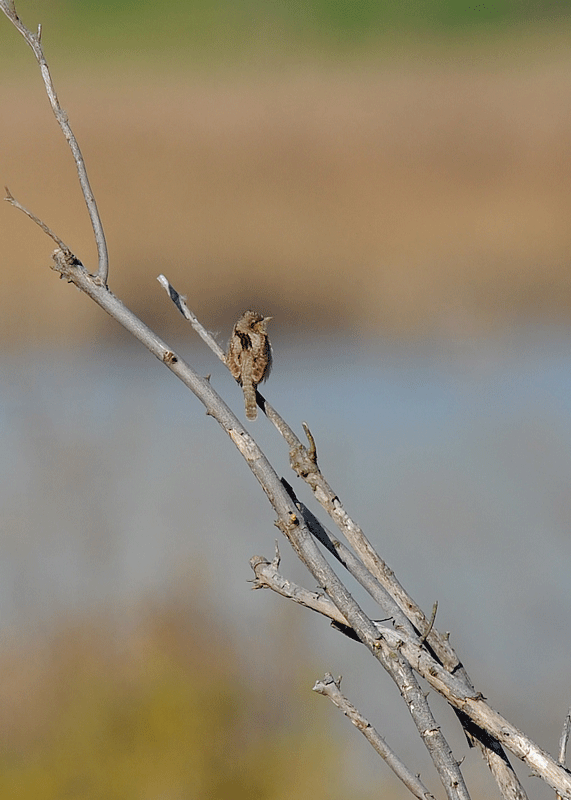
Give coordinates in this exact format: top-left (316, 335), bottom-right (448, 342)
top-left (4, 187), bottom-right (71, 252)
top-left (250, 546), bottom-right (345, 624)
top-left (313, 673), bottom-right (435, 800)
top-left (157, 275), bottom-right (226, 361)
top-left (0, 1), bottom-right (109, 284)
top-left (419, 602), bottom-right (438, 646)
top-left (559, 707), bottom-right (571, 766)
top-left (302, 421), bottom-right (318, 464)
top-left (557, 707), bottom-right (571, 800)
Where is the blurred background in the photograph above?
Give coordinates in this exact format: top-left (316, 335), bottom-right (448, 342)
top-left (1, 1), bottom-right (571, 798)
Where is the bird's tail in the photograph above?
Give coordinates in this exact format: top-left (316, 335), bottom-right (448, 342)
top-left (244, 381), bottom-right (258, 421)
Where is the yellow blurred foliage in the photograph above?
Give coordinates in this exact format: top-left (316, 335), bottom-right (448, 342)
top-left (0, 600), bottom-right (381, 800)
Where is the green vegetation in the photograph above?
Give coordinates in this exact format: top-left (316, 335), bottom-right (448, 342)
top-left (2, 0), bottom-right (570, 67)
top-left (42, 0), bottom-right (571, 36)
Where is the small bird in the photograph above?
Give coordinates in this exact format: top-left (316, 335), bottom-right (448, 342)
top-left (226, 310), bottom-right (272, 420)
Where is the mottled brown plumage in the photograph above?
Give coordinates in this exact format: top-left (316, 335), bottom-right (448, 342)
top-left (226, 310), bottom-right (272, 420)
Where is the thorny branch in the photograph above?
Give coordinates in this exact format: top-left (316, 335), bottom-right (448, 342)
top-left (3, 3), bottom-right (571, 799)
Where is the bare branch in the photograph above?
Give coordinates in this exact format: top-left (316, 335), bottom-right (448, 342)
top-left (251, 549), bottom-right (344, 623)
top-left (289, 429), bottom-right (452, 653)
top-left (302, 421), bottom-right (318, 464)
top-left (314, 673), bottom-right (435, 800)
top-left (251, 552), bottom-right (471, 800)
top-left (281, 479), bottom-right (419, 635)
top-left (557, 707), bottom-right (571, 800)
top-left (156, 281), bottom-right (544, 800)
top-left (249, 541), bottom-right (569, 797)
top-left (60, 268), bottom-right (534, 800)
top-left (52, 257), bottom-right (470, 799)
top-left (157, 275), bottom-right (226, 361)
top-left (154, 275), bottom-right (526, 800)
top-left (28, 235), bottom-right (571, 797)
top-left (419, 602), bottom-right (438, 646)
top-left (0, 1), bottom-right (109, 284)
top-left (5, 187), bottom-right (71, 252)
top-left (286, 422), bottom-right (529, 799)
top-left (559, 707), bottom-right (571, 767)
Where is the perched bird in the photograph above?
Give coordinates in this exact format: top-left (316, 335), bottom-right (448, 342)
top-left (226, 310), bottom-right (272, 420)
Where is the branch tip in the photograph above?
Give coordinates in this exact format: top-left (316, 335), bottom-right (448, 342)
top-left (419, 601), bottom-right (438, 646)
top-left (558, 706), bottom-right (571, 772)
top-left (302, 421), bottom-right (318, 463)
top-left (158, 275), bottom-right (227, 362)
top-left (272, 540), bottom-right (281, 567)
